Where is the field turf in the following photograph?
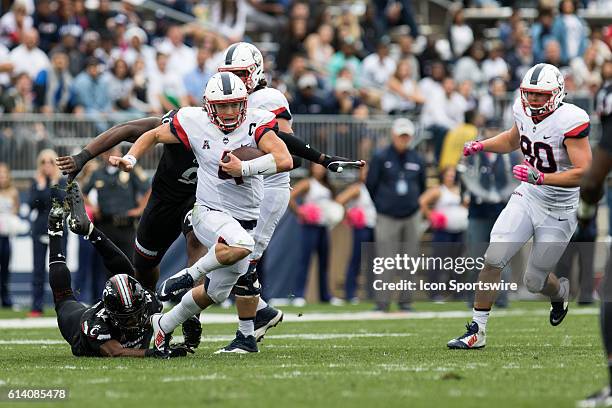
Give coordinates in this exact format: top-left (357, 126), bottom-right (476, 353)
top-left (0, 301), bottom-right (605, 408)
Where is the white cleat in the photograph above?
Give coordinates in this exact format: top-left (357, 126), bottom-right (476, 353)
top-left (447, 322), bottom-right (486, 349)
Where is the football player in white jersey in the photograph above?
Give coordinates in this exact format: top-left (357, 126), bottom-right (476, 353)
top-left (447, 63), bottom-right (592, 349)
top-left (110, 72), bottom-right (293, 354)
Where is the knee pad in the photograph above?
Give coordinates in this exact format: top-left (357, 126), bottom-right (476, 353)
top-left (483, 245), bottom-right (509, 270)
top-left (523, 270), bottom-right (547, 293)
top-left (233, 267), bottom-right (261, 297)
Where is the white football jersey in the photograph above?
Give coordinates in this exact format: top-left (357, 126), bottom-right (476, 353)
top-left (512, 98), bottom-right (590, 208)
top-left (249, 87), bottom-right (292, 189)
top-left (170, 106), bottom-right (277, 220)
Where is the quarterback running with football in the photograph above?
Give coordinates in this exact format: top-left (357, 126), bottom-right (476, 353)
top-left (447, 63), bottom-right (592, 349)
top-left (111, 72), bottom-right (293, 355)
top-left (48, 183), bottom-right (200, 358)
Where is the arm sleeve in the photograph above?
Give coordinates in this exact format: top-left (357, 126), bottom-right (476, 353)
top-left (277, 131), bottom-right (323, 163)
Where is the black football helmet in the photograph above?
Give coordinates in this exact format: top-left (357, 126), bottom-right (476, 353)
top-left (102, 274), bottom-right (149, 332)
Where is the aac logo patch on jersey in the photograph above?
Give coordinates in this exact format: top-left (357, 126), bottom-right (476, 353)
top-left (202, 140), bottom-right (210, 149)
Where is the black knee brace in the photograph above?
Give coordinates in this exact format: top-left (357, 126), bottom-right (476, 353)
top-left (233, 269), bottom-right (261, 297)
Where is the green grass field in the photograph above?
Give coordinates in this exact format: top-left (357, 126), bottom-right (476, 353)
top-left (0, 302), bottom-right (605, 408)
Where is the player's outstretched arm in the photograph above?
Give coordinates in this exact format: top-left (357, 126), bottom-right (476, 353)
top-left (56, 117), bottom-right (162, 181)
top-left (109, 123), bottom-right (179, 172)
top-left (543, 137), bottom-right (592, 188)
top-left (464, 124), bottom-right (520, 156)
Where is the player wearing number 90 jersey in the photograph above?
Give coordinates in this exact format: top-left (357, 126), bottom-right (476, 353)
top-left (447, 63), bottom-right (592, 350)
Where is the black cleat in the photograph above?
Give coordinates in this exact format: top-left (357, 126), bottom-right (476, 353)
top-left (48, 199), bottom-right (66, 235)
top-left (254, 306), bottom-right (283, 342)
top-left (157, 269), bottom-right (194, 302)
top-left (215, 330), bottom-right (258, 354)
top-left (550, 278), bottom-right (570, 327)
top-left (65, 182), bottom-right (93, 236)
top-left (577, 386), bottom-right (612, 408)
top-left (181, 315), bottom-right (202, 349)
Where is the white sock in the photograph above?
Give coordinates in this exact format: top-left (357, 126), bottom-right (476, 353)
top-left (159, 289), bottom-right (202, 333)
top-left (186, 244), bottom-right (223, 281)
top-left (552, 280), bottom-right (569, 302)
top-left (472, 309), bottom-right (490, 332)
top-left (256, 297), bottom-right (268, 312)
top-left (238, 318), bottom-right (255, 337)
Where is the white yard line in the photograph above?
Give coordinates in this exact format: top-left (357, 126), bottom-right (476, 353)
top-left (0, 307), bottom-right (599, 330)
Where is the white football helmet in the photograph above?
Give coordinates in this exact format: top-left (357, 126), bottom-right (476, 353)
top-left (203, 72), bottom-right (248, 132)
top-left (218, 42), bottom-right (264, 93)
top-left (520, 63), bottom-right (565, 118)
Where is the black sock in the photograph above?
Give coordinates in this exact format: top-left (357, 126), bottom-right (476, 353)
top-left (48, 232), bottom-right (74, 303)
top-left (88, 227), bottom-right (135, 276)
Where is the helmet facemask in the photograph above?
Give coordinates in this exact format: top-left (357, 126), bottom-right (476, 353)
top-left (218, 64), bottom-right (258, 93)
top-left (204, 98), bottom-right (247, 132)
top-left (106, 302), bottom-right (148, 335)
top-left (520, 87), bottom-right (562, 118)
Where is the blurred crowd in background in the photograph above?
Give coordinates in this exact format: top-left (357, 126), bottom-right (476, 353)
top-left (0, 0), bottom-right (611, 311)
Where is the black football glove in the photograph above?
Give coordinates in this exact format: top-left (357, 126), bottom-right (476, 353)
top-left (181, 315), bottom-right (202, 350)
top-left (321, 155), bottom-right (365, 173)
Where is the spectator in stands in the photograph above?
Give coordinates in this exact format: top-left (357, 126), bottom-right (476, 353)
top-left (57, 0), bottom-right (85, 43)
top-left (374, 0), bottom-right (420, 38)
top-left (9, 29), bottom-right (50, 81)
top-left (147, 52), bottom-right (188, 114)
top-left (210, 0), bottom-right (247, 43)
top-left (183, 47), bottom-right (213, 107)
top-left (156, 25), bottom-right (195, 78)
top-left (34, 48), bottom-right (73, 114)
top-left (29, 149), bottom-right (66, 317)
top-left (111, 27), bottom-right (155, 73)
top-left (72, 57), bottom-right (112, 115)
top-left (86, 0), bottom-right (115, 37)
top-left (131, 58), bottom-right (152, 113)
top-left (479, 78), bottom-right (512, 128)
top-left (438, 110), bottom-right (480, 171)
top-left (360, 2), bottom-right (384, 54)
top-left (0, 42), bottom-right (11, 88)
top-left (448, 6), bottom-right (474, 60)
top-left (244, 0), bottom-right (289, 35)
top-left (544, 39), bottom-right (568, 70)
top-left (0, 0), bottom-right (33, 49)
top-left (366, 118), bottom-right (424, 312)
top-left (289, 73), bottom-right (327, 114)
top-left (362, 38), bottom-right (397, 97)
top-left (0, 163), bottom-right (18, 309)
top-left (381, 58), bottom-right (424, 115)
top-left (304, 24), bottom-right (335, 74)
top-left (532, 7), bottom-right (556, 63)
top-left (391, 34), bottom-right (420, 81)
top-left (282, 53), bottom-right (308, 100)
top-left (418, 35), bottom-right (445, 77)
top-left (419, 165), bottom-right (468, 301)
top-left (276, 11), bottom-right (309, 73)
top-left (453, 41), bottom-right (486, 90)
top-left (1, 72), bottom-right (35, 113)
top-left (33, 0), bottom-right (60, 53)
top-left (571, 46), bottom-right (602, 90)
top-left (327, 38), bottom-right (362, 88)
top-left (327, 78), bottom-right (361, 115)
top-left (498, 8), bottom-right (523, 50)
top-left (507, 35), bottom-right (533, 90)
top-left (482, 42), bottom-right (509, 83)
top-left (457, 79), bottom-right (478, 112)
top-left (57, 29), bottom-right (84, 77)
top-left (336, 165), bottom-right (376, 304)
top-left (107, 59), bottom-right (138, 112)
top-left (418, 60), bottom-right (446, 98)
top-left (552, 0), bottom-right (588, 65)
top-left (420, 76), bottom-right (467, 160)
top-left (290, 163), bottom-right (339, 306)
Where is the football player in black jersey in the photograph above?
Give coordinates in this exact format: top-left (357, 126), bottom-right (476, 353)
top-left (49, 182), bottom-right (201, 358)
top-left (577, 59), bottom-right (612, 407)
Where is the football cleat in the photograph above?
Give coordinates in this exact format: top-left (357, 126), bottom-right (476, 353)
top-left (254, 306), bottom-right (283, 342)
top-left (65, 182), bottom-right (93, 236)
top-left (47, 199), bottom-right (66, 235)
top-left (447, 322), bottom-right (486, 349)
top-left (157, 269), bottom-right (194, 302)
top-left (215, 330), bottom-right (259, 354)
top-left (576, 386), bottom-right (612, 408)
top-left (550, 277), bottom-right (570, 326)
top-left (181, 315), bottom-right (202, 349)
top-left (149, 313), bottom-right (172, 355)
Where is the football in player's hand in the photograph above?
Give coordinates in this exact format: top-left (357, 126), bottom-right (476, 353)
top-left (222, 146), bottom-right (265, 163)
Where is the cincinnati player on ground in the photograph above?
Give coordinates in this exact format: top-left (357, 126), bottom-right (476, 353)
top-left (48, 183), bottom-right (201, 358)
top-left (447, 63), bottom-right (592, 349)
top-left (576, 59), bottom-right (612, 408)
top-left (111, 72), bottom-right (293, 354)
